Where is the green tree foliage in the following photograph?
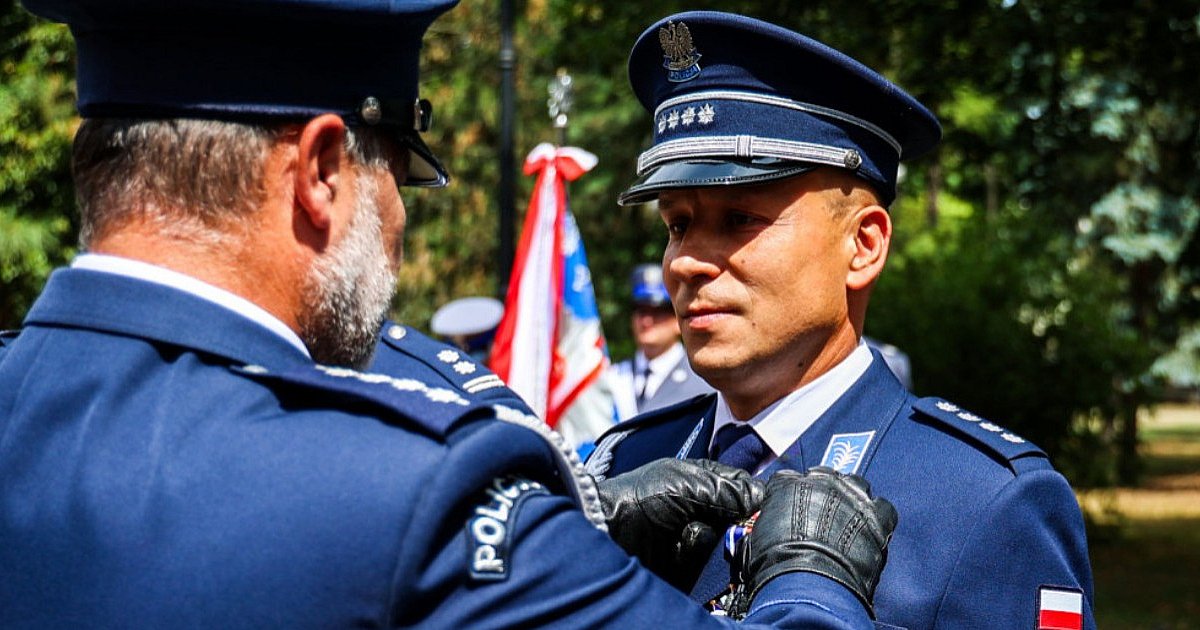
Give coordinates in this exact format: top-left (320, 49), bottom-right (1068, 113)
top-left (0, 1), bottom-right (75, 329)
top-left (3, 0), bottom-right (1197, 485)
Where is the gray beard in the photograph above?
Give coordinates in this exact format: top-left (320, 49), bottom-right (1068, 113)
top-left (298, 175), bottom-right (397, 369)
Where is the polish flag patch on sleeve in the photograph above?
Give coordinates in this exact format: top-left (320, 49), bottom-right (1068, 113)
top-left (1037, 586), bottom-right (1084, 630)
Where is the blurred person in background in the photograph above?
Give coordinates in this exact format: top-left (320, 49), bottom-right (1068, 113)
top-left (609, 263), bottom-right (713, 421)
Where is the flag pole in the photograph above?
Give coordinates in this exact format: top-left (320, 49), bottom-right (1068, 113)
top-left (548, 68), bottom-right (572, 147)
top-left (497, 0), bottom-right (516, 300)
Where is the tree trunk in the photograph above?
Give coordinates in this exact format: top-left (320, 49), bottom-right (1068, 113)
top-left (925, 160), bottom-right (942, 228)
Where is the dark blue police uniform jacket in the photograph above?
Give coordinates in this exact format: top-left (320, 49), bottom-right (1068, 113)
top-left (0, 267), bottom-right (876, 629)
top-left (587, 352), bottom-right (1097, 630)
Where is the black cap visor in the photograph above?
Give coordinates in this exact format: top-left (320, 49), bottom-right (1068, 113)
top-left (399, 132), bottom-right (449, 187)
top-left (617, 158), bottom-right (815, 206)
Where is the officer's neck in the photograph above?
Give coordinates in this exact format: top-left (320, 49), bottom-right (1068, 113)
top-left (89, 220), bottom-right (304, 335)
top-left (720, 325), bottom-right (860, 420)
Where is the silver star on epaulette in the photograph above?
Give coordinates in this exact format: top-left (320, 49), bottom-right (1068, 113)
top-left (936, 401), bottom-right (959, 412)
top-left (681, 107), bottom-right (696, 125)
top-left (658, 116), bottom-right (667, 133)
top-left (667, 110), bottom-right (680, 129)
top-left (1001, 433), bottom-right (1026, 444)
top-left (697, 104), bottom-right (715, 124)
top-left (957, 412), bottom-right (981, 422)
top-left (979, 422), bottom-right (1003, 432)
top-left (437, 349), bottom-right (460, 363)
top-left (453, 361), bottom-right (477, 375)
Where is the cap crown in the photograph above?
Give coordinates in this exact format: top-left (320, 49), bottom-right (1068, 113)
top-left (621, 11), bottom-right (941, 205)
top-left (23, 0), bottom-right (459, 186)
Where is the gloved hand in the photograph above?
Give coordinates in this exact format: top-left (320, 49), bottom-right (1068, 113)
top-left (598, 458), bottom-right (764, 589)
top-left (738, 467), bottom-right (897, 617)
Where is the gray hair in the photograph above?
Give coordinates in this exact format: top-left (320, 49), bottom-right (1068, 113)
top-left (72, 118), bottom-right (392, 247)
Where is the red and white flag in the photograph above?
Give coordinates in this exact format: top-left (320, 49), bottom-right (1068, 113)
top-left (490, 144), bottom-right (613, 449)
top-left (1037, 587), bottom-right (1084, 630)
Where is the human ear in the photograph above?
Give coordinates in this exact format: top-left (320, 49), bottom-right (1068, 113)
top-left (293, 113), bottom-right (349, 233)
top-left (846, 205), bottom-right (891, 290)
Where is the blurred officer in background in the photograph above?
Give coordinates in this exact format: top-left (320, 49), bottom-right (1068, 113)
top-left (0, 1), bottom-right (901, 627)
top-left (430, 296), bottom-right (504, 362)
top-left (588, 11), bottom-right (1095, 629)
top-left (609, 264), bottom-right (712, 420)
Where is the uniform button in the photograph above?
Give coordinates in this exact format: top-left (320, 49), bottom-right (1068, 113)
top-left (387, 325), bottom-right (407, 341)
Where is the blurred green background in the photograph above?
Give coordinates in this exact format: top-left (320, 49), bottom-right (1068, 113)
top-left (3, 2), bottom-right (1199, 624)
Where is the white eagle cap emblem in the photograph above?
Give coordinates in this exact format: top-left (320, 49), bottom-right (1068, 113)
top-left (659, 21), bottom-right (702, 82)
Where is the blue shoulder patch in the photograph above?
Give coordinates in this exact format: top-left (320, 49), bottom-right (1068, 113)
top-left (232, 362), bottom-right (494, 439)
top-left (377, 322), bottom-right (509, 396)
top-left (912, 397), bottom-right (1046, 464)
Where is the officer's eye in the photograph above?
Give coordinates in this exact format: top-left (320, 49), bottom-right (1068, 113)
top-left (727, 212), bottom-right (757, 228)
top-left (663, 216), bottom-right (689, 237)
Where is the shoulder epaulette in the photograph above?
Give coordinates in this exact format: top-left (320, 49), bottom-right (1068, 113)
top-left (912, 397), bottom-right (1046, 464)
top-left (233, 361), bottom-right (610, 531)
top-left (378, 322), bottom-right (508, 396)
top-left (231, 362), bottom-right (494, 440)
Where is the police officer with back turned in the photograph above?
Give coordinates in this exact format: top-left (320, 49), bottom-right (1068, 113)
top-left (588, 11), bottom-right (1096, 630)
top-left (0, 1), bottom-right (899, 628)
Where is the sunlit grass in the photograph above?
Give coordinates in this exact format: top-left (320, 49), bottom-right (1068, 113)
top-left (1085, 403), bottom-right (1200, 629)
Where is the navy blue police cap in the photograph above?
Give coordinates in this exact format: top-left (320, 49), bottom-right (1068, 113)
top-left (630, 264), bottom-right (670, 308)
top-left (21, 0), bottom-right (458, 187)
top-left (618, 11), bottom-right (942, 206)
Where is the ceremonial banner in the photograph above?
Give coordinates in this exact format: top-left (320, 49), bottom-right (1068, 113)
top-left (491, 144), bottom-right (613, 449)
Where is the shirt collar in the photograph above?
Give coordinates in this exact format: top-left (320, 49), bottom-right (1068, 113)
top-left (710, 342), bottom-right (874, 458)
top-left (72, 253), bottom-right (310, 357)
top-left (636, 341), bottom-right (685, 375)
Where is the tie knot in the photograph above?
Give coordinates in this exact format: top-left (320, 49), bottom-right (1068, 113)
top-left (710, 423), bottom-right (768, 473)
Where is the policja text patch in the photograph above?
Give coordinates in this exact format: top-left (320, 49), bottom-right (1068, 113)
top-left (466, 475), bottom-right (549, 580)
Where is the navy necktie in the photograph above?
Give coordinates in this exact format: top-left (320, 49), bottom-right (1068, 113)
top-left (709, 423), bottom-right (768, 473)
top-left (635, 364), bottom-right (653, 411)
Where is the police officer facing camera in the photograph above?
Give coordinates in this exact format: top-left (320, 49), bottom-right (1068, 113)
top-left (588, 11), bottom-right (1096, 630)
top-left (1, 1), bottom-right (899, 628)
top-left (609, 264), bottom-right (713, 420)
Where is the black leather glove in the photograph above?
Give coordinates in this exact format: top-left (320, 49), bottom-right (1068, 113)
top-left (738, 467), bottom-right (898, 617)
top-left (598, 458), bottom-right (764, 589)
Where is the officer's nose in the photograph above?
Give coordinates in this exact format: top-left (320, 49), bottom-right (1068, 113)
top-left (666, 235), bottom-right (722, 291)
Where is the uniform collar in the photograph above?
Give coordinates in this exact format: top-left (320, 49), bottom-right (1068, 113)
top-left (25, 266), bottom-right (312, 368)
top-left (72, 253), bottom-right (310, 357)
top-left (710, 342), bottom-right (874, 460)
